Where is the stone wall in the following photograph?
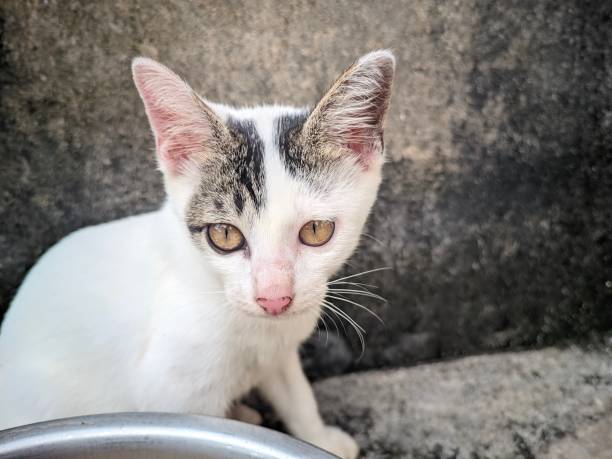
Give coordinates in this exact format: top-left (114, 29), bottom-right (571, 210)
top-left (1, 1), bottom-right (610, 376)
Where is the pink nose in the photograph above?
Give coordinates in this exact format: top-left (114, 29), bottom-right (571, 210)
top-left (256, 296), bottom-right (292, 315)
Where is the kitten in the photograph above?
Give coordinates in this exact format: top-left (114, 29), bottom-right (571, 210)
top-left (0, 50), bottom-right (395, 458)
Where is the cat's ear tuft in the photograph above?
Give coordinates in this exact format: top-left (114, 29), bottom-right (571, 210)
top-left (305, 50), bottom-right (395, 167)
top-left (132, 57), bottom-right (220, 176)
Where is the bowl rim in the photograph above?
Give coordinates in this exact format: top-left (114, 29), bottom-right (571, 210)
top-left (0, 412), bottom-right (337, 459)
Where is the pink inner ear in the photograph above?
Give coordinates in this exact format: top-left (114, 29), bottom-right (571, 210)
top-left (345, 128), bottom-right (379, 170)
top-left (159, 129), bottom-right (208, 174)
top-left (133, 59), bottom-right (212, 176)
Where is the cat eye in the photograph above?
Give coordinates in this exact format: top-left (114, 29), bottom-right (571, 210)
top-left (207, 223), bottom-right (245, 253)
top-left (299, 220), bottom-right (335, 247)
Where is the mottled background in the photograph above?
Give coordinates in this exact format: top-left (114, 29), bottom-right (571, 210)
top-left (1, 1), bottom-right (612, 456)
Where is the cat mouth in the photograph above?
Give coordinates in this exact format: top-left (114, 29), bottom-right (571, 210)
top-left (239, 303), bottom-right (319, 320)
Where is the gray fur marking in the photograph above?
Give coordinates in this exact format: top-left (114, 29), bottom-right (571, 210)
top-left (185, 117), bottom-right (266, 241)
top-left (275, 111), bottom-right (344, 191)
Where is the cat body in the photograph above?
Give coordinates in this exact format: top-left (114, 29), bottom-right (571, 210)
top-left (0, 204), bottom-right (315, 422)
top-left (0, 52), bottom-right (395, 458)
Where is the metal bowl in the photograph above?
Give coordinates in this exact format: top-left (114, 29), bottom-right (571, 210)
top-left (0, 412), bottom-right (337, 458)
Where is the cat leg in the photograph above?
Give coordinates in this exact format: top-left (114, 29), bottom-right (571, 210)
top-left (258, 350), bottom-right (358, 459)
top-left (227, 403), bottom-right (263, 425)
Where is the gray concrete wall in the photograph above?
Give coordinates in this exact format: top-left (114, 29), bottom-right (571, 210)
top-left (1, 1), bottom-right (611, 377)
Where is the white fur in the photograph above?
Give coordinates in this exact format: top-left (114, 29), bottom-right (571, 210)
top-left (0, 52), bottom-right (393, 459)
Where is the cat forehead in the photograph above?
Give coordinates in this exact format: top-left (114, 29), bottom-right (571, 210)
top-left (211, 103), bottom-right (307, 125)
top-left (186, 104), bottom-right (337, 227)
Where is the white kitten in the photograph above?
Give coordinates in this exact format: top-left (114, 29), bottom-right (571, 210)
top-left (0, 50), bottom-right (395, 458)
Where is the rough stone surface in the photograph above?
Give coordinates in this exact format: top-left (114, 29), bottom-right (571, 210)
top-left (1, 1), bottom-right (611, 374)
top-left (313, 345), bottom-right (612, 458)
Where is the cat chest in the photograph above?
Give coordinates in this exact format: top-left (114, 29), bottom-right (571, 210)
top-left (233, 338), bottom-right (283, 373)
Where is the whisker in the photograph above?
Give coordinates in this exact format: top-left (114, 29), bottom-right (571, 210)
top-left (323, 301), bottom-right (366, 333)
top-left (329, 266), bottom-right (392, 284)
top-left (321, 308), bottom-right (340, 337)
top-left (362, 232), bottom-right (385, 246)
top-left (327, 288), bottom-right (387, 302)
top-left (324, 304), bottom-right (348, 336)
top-left (326, 294), bottom-right (385, 324)
top-left (322, 301), bottom-right (367, 356)
top-left (318, 310), bottom-right (330, 345)
top-left (324, 301), bottom-right (366, 359)
top-left (322, 301), bottom-right (350, 333)
top-left (323, 267), bottom-right (391, 360)
top-left (308, 306), bottom-right (323, 341)
top-left (328, 280), bottom-right (379, 290)
top-left (343, 260), bottom-right (358, 269)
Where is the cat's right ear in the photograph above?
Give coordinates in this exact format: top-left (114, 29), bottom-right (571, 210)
top-left (132, 57), bottom-right (224, 177)
top-left (303, 50), bottom-right (395, 170)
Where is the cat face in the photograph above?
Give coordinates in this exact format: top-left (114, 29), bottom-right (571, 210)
top-left (133, 51), bottom-right (394, 318)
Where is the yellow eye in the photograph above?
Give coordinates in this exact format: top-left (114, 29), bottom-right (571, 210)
top-left (299, 220), bottom-right (335, 247)
top-left (207, 223), bottom-right (245, 253)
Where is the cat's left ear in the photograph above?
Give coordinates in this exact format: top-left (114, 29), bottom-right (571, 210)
top-left (304, 50), bottom-right (395, 168)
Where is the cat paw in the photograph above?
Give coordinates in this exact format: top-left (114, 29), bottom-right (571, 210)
top-left (308, 426), bottom-right (359, 459)
top-left (227, 403), bottom-right (263, 425)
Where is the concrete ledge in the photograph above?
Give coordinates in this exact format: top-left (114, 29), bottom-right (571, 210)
top-left (314, 346), bottom-right (612, 458)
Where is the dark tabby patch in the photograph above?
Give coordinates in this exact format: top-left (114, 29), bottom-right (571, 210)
top-left (226, 118), bottom-right (265, 213)
top-left (276, 111), bottom-right (310, 177)
top-left (185, 117), bottom-right (265, 237)
top-left (276, 111), bottom-right (344, 190)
